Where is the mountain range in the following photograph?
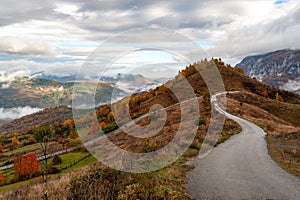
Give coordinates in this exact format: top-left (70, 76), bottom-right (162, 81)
top-left (2, 49), bottom-right (300, 121)
top-left (236, 49), bottom-right (300, 94)
top-left (2, 58), bottom-right (300, 135)
top-left (0, 73), bottom-right (164, 120)
top-left (1, 58), bottom-right (300, 198)
top-left (0, 77), bottom-right (127, 109)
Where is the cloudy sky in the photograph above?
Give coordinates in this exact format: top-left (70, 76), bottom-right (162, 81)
top-left (0, 0), bottom-right (300, 79)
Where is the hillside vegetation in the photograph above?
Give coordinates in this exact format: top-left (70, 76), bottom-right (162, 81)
top-left (0, 58), bottom-right (299, 199)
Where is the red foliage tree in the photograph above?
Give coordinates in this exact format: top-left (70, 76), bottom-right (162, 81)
top-left (13, 155), bottom-right (24, 179)
top-left (25, 153), bottom-right (39, 175)
top-left (13, 153), bottom-right (39, 180)
top-left (261, 90), bottom-right (268, 98)
top-left (99, 122), bottom-right (107, 128)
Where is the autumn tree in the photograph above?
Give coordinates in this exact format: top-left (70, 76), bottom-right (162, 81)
top-left (234, 67), bottom-right (245, 75)
top-left (25, 153), bottom-right (40, 175)
top-left (0, 143), bottom-right (3, 153)
top-left (12, 132), bottom-right (21, 153)
top-left (275, 92), bottom-right (284, 102)
top-left (261, 90), bottom-right (268, 98)
top-left (12, 155), bottom-right (23, 180)
top-left (69, 131), bottom-right (79, 139)
top-left (33, 124), bottom-right (52, 182)
top-left (100, 122), bottom-right (107, 128)
top-left (0, 170), bottom-right (7, 184)
top-left (13, 153), bottom-right (39, 180)
top-left (63, 118), bottom-right (75, 135)
top-left (107, 111), bottom-right (114, 123)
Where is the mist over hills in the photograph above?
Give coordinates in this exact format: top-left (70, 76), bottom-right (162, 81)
top-left (0, 72), bottom-right (165, 120)
top-left (0, 77), bottom-right (125, 119)
top-left (2, 50), bottom-right (300, 121)
top-left (2, 59), bottom-right (300, 135)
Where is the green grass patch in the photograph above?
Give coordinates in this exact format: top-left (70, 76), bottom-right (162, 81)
top-left (59, 155), bottom-right (96, 174)
top-left (2, 169), bottom-right (14, 180)
top-left (0, 151), bottom-right (97, 193)
top-left (77, 128), bottom-right (89, 135)
top-left (49, 152), bottom-right (90, 170)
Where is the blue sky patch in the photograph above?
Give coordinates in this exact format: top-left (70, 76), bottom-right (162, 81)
top-left (275, 0), bottom-right (288, 5)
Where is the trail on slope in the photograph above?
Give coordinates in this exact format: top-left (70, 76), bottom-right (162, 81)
top-left (187, 92), bottom-right (300, 200)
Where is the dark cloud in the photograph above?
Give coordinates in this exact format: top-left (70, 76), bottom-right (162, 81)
top-left (1, 0), bottom-right (300, 71)
top-left (0, 0), bottom-right (66, 27)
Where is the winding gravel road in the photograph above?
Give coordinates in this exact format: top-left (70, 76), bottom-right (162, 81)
top-left (187, 92), bottom-right (300, 200)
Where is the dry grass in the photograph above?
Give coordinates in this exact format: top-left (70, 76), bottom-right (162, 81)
top-left (4, 62), bottom-right (298, 198)
top-left (226, 96), bottom-right (299, 135)
top-left (0, 174), bottom-right (71, 200)
top-left (0, 96), bottom-right (242, 199)
top-left (267, 132), bottom-right (300, 178)
top-left (227, 91), bottom-right (300, 127)
top-left (226, 92), bottom-right (300, 177)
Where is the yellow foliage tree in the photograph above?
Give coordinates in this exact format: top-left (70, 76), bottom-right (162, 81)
top-left (12, 136), bottom-right (21, 146)
top-left (234, 67), bottom-right (245, 75)
top-left (107, 111), bottom-right (114, 123)
top-left (12, 133), bottom-right (21, 153)
top-left (275, 92), bottom-right (284, 102)
top-left (63, 119), bottom-right (74, 129)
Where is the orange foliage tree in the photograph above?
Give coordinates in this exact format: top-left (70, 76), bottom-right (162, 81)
top-left (13, 153), bottom-right (39, 180)
top-left (100, 122), bottom-right (107, 128)
top-left (63, 119), bottom-right (75, 129)
top-left (12, 132), bottom-right (21, 153)
top-left (12, 136), bottom-right (21, 145)
top-left (261, 90), bottom-right (268, 98)
top-left (0, 170), bottom-right (7, 184)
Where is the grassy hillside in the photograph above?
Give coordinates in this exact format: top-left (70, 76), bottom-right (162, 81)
top-left (0, 58), bottom-right (299, 199)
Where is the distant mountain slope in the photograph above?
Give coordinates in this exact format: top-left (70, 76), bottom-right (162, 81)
top-left (236, 49), bottom-right (300, 94)
top-left (0, 77), bottom-right (126, 109)
top-left (37, 72), bottom-right (164, 91)
top-left (0, 72), bottom-right (163, 111)
top-left (2, 58), bottom-right (299, 136)
top-left (0, 106), bottom-right (72, 134)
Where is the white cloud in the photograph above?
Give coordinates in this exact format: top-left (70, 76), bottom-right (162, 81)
top-left (0, 0), bottom-right (299, 77)
top-left (1, 83), bottom-right (10, 89)
top-left (0, 69), bottom-right (30, 82)
top-left (0, 59), bottom-right (83, 79)
top-left (0, 106), bottom-right (43, 120)
top-left (0, 37), bottom-right (56, 56)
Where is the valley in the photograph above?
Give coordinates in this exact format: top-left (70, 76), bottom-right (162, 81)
top-left (0, 59), bottom-right (299, 199)
top-left (1, 0), bottom-right (300, 199)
